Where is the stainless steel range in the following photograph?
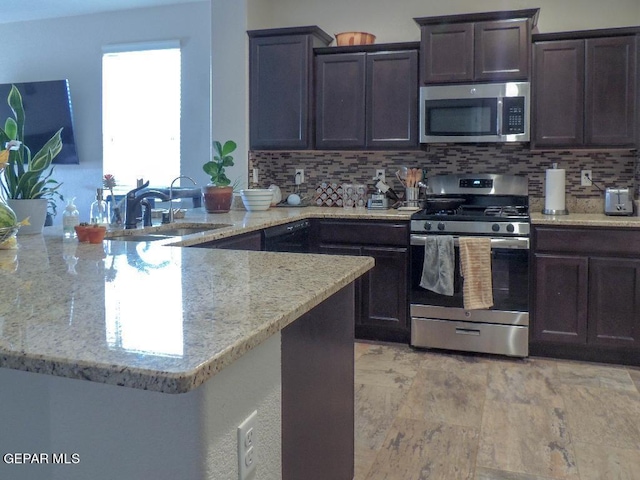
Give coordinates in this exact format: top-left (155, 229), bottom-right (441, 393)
top-left (410, 174), bottom-right (530, 357)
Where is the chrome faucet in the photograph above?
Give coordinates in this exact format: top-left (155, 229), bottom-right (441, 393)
top-left (169, 175), bottom-right (197, 223)
top-left (124, 181), bottom-right (171, 229)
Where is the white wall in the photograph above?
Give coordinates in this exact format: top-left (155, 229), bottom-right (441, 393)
top-left (0, 2), bottom-right (211, 224)
top-left (248, 0), bottom-right (640, 41)
top-left (211, 0), bottom-right (251, 191)
top-left (0, 333), bottom-right (282, 480)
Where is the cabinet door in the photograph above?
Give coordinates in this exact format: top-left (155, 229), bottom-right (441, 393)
top-left (588, 257), bottom-right (640, 349)
top-left (249, 35), bottom-right (313, 149)
top-left (532, 40), bottom-right (585, 147)
top-left (474, 19), bottom-right (530, 81)
top-left (533, 254), bottom-right (588, 344)
top-left (317, 244), bottom-right (364, 325)
top-left (315, 53), bottom-right (366, 149)
top-left (420, 23), bottom-right (474, 84)
top-left (361, 246), bottom-right (409, 334)
top-left (366, 51), bottom-right (418, 149)
top-left (585, 36), bottom-right (637, 147)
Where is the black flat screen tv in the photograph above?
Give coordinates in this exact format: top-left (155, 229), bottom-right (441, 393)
top-left (0, 79), bottom-right (79, 165)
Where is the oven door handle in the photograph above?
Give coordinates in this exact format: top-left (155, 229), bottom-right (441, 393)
top-left (410, 235), bottom-right (529, 250)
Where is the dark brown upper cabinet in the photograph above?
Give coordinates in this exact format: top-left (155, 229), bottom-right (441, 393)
top-left (415, 9), bottom-right (539, 85)
top-left (532, 28), bottom-right (639, 149)
top-left (248, 26), bottom-right (332, 150)
top-left (315, 43), bottom-right (419, 150)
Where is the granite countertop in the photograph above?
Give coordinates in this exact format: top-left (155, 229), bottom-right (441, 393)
top-left (531, 212), bottom-right (640, 228)
top-left (0, 206), bottom-right (401, 394)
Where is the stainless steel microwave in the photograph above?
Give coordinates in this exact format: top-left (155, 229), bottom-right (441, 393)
top-left (419, 82), bottom-right (530, 143)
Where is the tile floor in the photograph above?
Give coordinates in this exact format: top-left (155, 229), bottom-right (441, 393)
top-left (354, 342), bottom-right (640, 480)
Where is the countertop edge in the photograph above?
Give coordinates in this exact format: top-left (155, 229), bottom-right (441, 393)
top-left (0, 253), bottom-right (374, 394)
top-left (530, 212), bottom-right (640, 228)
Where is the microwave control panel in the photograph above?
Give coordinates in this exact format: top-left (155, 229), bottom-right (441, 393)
top-left (502, 97), bottom-right (526, 134)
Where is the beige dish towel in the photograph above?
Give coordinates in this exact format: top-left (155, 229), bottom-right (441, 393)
top-left (459, 237), bottom-right (494, 310)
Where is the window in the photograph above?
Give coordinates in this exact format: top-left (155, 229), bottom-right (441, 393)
top-left (102, 42), bottom-right (181, 191)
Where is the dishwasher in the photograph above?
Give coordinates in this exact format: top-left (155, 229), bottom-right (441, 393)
top-left (263, 219), bottom-right (311, 253)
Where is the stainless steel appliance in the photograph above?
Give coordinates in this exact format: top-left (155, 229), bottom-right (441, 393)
top-left (605, 187), bottom-right (634, 216)
top-left (410, 174), bottom-right (530, 357)
top-left (419, 82), bottom-right (530, 143)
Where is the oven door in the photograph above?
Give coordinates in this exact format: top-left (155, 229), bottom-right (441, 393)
top-left (410, 234), bottom-right (529, 316)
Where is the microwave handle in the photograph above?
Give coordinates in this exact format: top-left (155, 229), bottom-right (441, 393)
top-left (496, 99), bottom-right (503, 136)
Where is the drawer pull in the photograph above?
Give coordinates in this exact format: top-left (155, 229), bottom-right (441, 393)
top-left (455, 328), bottom-right (481, 336)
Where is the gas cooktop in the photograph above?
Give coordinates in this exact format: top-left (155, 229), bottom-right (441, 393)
top-left (410, 174), bottom-right (530, 236)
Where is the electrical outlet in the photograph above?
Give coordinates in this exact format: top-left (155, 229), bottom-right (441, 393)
top-left (238, 410), bottom-right (257, 480)
top-left (375, 169), bottom-right (386, 183)
top-left (295, 168), bottom-right (304, 185)
top-left (581, 169), bottom-right (593, 186)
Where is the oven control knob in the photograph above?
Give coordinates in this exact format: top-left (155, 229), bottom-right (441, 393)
top-left (492, 223), bottom-right (500, 232)
top-left (423, 221), bottom-right (432, 231)
top-left (437, 222), bottom-right (445, 231)
top-left (506, 224), bottom-right (515, 233)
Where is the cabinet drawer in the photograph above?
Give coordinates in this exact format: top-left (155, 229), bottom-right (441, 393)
top-left (317, 221), bottom-right (409, 246)
top-left (534, 227), bottom-right (640, 256)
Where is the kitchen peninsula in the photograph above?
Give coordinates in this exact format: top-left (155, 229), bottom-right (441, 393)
top-left (0, 207), bottom-right (404, 480)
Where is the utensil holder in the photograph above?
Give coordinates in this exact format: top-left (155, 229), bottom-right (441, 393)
top-left (405, 187), bottom-right (420, 207)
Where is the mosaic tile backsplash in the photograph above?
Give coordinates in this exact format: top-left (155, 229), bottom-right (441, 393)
top-left (250, 145), bottom-right (639, 213)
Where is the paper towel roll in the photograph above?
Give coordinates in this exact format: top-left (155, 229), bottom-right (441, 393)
top-left (543, 168), bottom-right (568, 214)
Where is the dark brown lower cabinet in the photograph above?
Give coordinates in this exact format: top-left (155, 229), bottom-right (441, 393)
top-left (281, 283), bottom-right (355, 480)
top-left (533, 254), bottom-right (588, 344)
top-left (588, 257), bottom-right (640, 349)
top-left (532, 226), bottom-right (640, 365)
top-left (313, 220), bottom-right (410, 343)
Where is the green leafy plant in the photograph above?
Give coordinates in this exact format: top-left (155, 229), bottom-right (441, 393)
top-left (202, 140), bottom-right (236, 187)
top-left (0, 85), bottom-right (64, 209)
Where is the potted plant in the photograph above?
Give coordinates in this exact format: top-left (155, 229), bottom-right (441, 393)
top-left (202, 140), bottom-right (236, 213)
top-left (0, 85), bottom-right (63, 234)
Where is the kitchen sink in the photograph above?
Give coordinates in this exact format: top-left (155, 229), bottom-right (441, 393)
top-left (106, 223), bottom-right (232, 242)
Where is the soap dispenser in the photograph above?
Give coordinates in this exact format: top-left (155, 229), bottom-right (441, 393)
top-left (63, 197), bottom-right (80, 238)
top-left (90, 188), bottom-right (110, 225)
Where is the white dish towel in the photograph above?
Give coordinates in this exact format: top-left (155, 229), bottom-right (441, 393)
top-left (419, 235), bottom-right (454, 296)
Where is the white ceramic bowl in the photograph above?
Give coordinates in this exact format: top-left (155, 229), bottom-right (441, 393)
top-left (240, 189), bottom-right (273, 197)
top-left (240, 189), bottom-right (273, 211)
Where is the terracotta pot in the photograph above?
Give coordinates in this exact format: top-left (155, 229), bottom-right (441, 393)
top-left (202, 185), bottom-right (233, 213)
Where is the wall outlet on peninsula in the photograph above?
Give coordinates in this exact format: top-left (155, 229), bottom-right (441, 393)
top-left (238, 410), bottom-right (257, 480)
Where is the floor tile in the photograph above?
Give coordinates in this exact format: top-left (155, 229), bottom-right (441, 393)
top-left (397, 366), bottom-right (487, 428)
top-left (355, 342), bottom-right (372, 361)
top-left (475, 467), bottom-right (558, 480)
top-left (364, 417), bottom-right (478, 480)
top-left (555, 362), bottom-right (636, 392)
top-left (477, 400), bottom-right (579, 480)
top-left (355, 383), bottom-right (407, 451)
top-left (354, 448), bottom-right (377, 480)
top-left (561, 385), bottom-right (640, 450)
top-left (486, 359), bottom-right (564, 408)
top-left (416, 349), bottom-right (490, 377)
top-left (627, 368), bottom-right (640, 392)
top-left (355, 344), bottom-right (422, 389)
top-left (574, 442), bottom-right (640, 480)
